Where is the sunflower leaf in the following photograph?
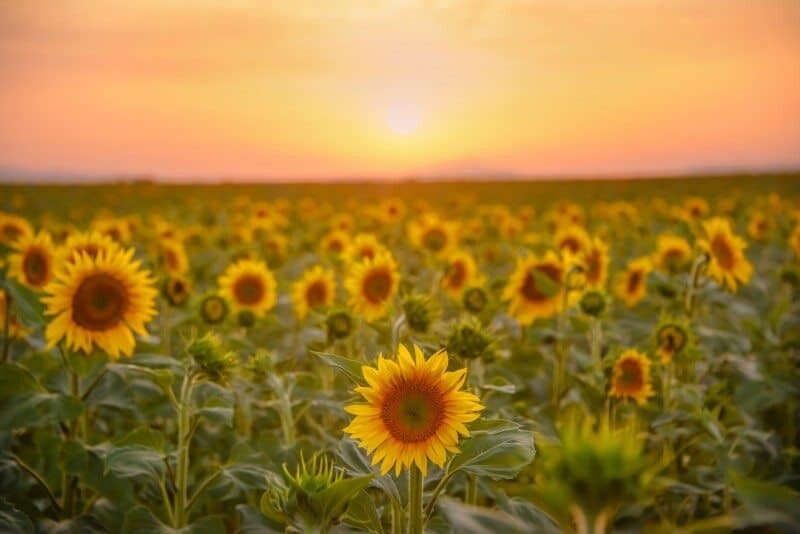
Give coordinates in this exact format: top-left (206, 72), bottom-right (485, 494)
top-left (446, 419), bottom-right (536, 480)
top-left (0, 277), bottom-right (45, 327)
top-left (312, 351), bottom-right (365, 385)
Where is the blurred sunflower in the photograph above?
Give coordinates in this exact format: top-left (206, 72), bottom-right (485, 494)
top-left (218, 259), bottom-right (277, 317)
top-left (8, 231), bottom-right (56, 290)
top-left (683, 197), bottom-right (709, 220)
top-left (163, 275), bottom-right (192, 307)
top-left (345, 251), bottom-right (400, 322)
top-left (345, 233), bottom-right (386, 263)
top-left (441, 250), bottom-right (483, 299)
top-left (0, 212), bottom-right (33, 246)
top-left (408, 213), bottom-right (459, 258)
top-left (320, 230), bottom-right (350, 258)
top-left (583, 237), bottom-right (610, 289)
top-left (654, 318), bottom-right (691, 364)
top-left (610, 349), bottom-right (654, 405)
top-left (698, 217), bottom-right (752, 292)
top-left (200, 294), bottom-right (228, 325)
top-left (503, 251), bottom-right (564, 325)
top-left (92, 218), bottom-right (131, 244)
top-left (746, 212), bottom-right (772, 242)
top-left (42, 248), bottom-right (157, 358)
top-left (58, 231), bottom-right (120, 267)
top-left (159, 239), bottom-right (189, 275)
top-left (555, 224), bottom-right (591, 256)
top-left (344, 344), bottom-right (484, 476)
top-left (614, 257), bottom-right (652, 307)
top-left (652, 234), bottom-right (691, 274)
top-left (790, 224), bottom-right (800, 258)
top-left (291, 266), bottom-right (335, 320)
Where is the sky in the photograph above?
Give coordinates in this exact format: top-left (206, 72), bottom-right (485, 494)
top-left (1, 0), bottom-right (799, 182)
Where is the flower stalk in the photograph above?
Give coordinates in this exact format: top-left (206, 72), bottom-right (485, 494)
top-left (408, 464), bottom-right (424, 534)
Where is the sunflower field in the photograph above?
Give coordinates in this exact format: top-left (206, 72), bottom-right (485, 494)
top-left (1, 176), bottom-right (799, 533)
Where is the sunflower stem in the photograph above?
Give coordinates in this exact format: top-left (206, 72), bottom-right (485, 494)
top-left (683, 253), bottom-right (709, 318)
top-left (2, 293), bottom-right (11, 363)
top-left (407, 464), bottom-right (424, 534)
top-left (589, 317), bottom-right (602, 364)
top-left (662, 361), bottom-right (673, 412)
top-left (465, 474), bottom-right (478, 505)
top-left (173, 371), bottom-right (194, 528)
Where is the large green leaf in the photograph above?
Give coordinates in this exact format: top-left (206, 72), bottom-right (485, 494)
top-left (338, 438), bottom-right (402, 506)
top-left (437, 496), bottom-right (530, 533)
top-left (731, 472), bottom-right (800, 528)
top-left (121, 505), bottom-right (225, 534)
top-left (343, 490), bottom-right (384, 534)
top-left (0, 499), bottom-right (34, 534)
top-left (316, 473), bottom-right (375, 522)
top-left (113, 426), bottom-right (166, 451)
top-left (0, 392), bottom-right (83, 430)
top-left (446, 419), bottom-right (535, 480)
top-left (0, 278), bottom-right (44, 327)
top-left (312, 351), bottom-right (365, 385)
top-left (104, 445), bottom-right (164, 481)
top-left (0, 363), bottom-right (40, 400)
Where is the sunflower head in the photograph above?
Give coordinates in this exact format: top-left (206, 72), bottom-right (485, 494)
top-left (325, 309), bottom-right (353, 342)
top-left (345, 233), bottom-right (385, 264)
top-left (653, 234), bottom-right (692, 274)
top-left (291, 266), bottom-right (336, 320)
top-left (8, 231), bottom-right (56, 290)
top-left (344, 344), bottom-right (484, 476)
top-left (218, 259), bottom-right (277, 317)
top-left (653, 317), bottom-right (692, 364)
top-left (92, 218), bottom-right (131, 244)
top-left (0, 212), bottom-right (33, 246)
top-left (462, 286), bottom-right (489, 314)
top-left (614, 257), bottom-right (652, 308)
top-left (320, 230), bottom-right (350, 258)
top-left (163, 275), bottom-right (191, 307)
top-left (582, 238), bottom-right (610, 289)
top-left (502, 251), bottom-right (565, 325)
top-left (609, 349), bottom-right (654, 406)
top-left (401, 293), bottom-right (438, 334)
top-left (58, 231), bottom-right (120, 268)
top-left (187, 331), bottom-right (236, 382)
top-left (446, 316), bottom-right (496, 362)
top-left (344, 251), bottom-right (400, 322)
top-left (697, 217), bottom-right (753, 292)
top-left (42, 248), bottom-right (157, 359)
top-left (407, 213), bottom-right (459, 258)
top-left (579, 289), bottom-right (607, 317)
top-left (747, 212), bottom-right (772, 241)
top-left (159, 239), bottom-right (189, 275)
top-left (555, 224), bottom-right (591, 256)
top-left (199, 294), bottom-right (228, 325)
top-left (441, 251), bottom-right (483, 299)
top-left (789, 225), bottom-right (800, 258)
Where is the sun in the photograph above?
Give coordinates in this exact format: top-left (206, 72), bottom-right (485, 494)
top-left (385, 104), bottom-right (421, 136)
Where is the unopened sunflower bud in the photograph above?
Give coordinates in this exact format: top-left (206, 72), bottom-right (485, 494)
top-left (163, 275), bottom-right (191, 306)
top-left (446, 316), bottom-right (495, 361)
top-left (200, 294), bottom-right (228, 325)
top-left (401, 293), bottom-right (438, 333)
top-left (579, 290), bottom-right (606, 317)
top-left (187, 331), bottom-right (236, 380)
top-left (325, 310), bottom-right (353, 342)
top-left (462, 286), bottom-right (488, 314)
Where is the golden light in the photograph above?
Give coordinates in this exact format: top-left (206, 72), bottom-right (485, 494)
top-left (385, 104), bottom-right (422, 136)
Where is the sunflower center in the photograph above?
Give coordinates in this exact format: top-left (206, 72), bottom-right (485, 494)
top-left (362, 268), bottom-right (392, 304)
top-left (359, 246), bottom-right (376, 260)
top-left (305, 280), bottom-right (328, 308)
top-left (232, 275), bottom-right (265, 305)
top-left (663, 248), bottom-right (685, 270)
top-left (521, 264), bottom-right (561, 302)
top-left (422, 228), bottom-right (447, 252)
top-left (23, 248), bottom-right (49, 286)
top-left (658, 325), bottom-right (686, 353)
top-left (381, 380), bottom-right (445, 443)
top-left (328, 239), bottom-right (344, 253)
top-left (446, 260), bottom-right (467, 289)
top-left (618, 359), bottom-right (644, 391)
top-left (586, 250), bottom-right (601, 283)
top-left (627, 270), bottom-right (643, 294)
top-left (560, 237), bottom-right (581, 254)
top-left (72, 273), bottom-right (128, 331)
top-left (710, 234), bottom-right (734, 270)
top-left (164, 248), bottom-right (179, 270)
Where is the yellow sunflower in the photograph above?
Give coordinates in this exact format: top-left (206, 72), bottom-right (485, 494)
top-left (42, 248), bottom-right (157, 358)
top-left (159, 239), bottom-right (189, 275)
top-left (58, 231), bottom-right (120, 268)
top-left (1, 289), bottom-right (29, 339)
top-left (320, 230), bottom-right (350, 258)
top-left (92, 218), bottom-right (131, 243)
top-left (291, 266), bottom-right (336, 320)
top-left (8, 231), bottom-right (57, 290)
top-left (0, 212), bottom-right (33, 246)
top-left (345, 233), bottom-right (387, 264)
top-left (610, 349), bottom-right (654, 406)
top-left (697, 217), bottom-right (752, 292)
top-left (163, 275), bottom-right (192, 307)
top-left (554, 224), bottom-right (591, 256)
top-left (441, 251), bottom-right (483, 299)
top-left (653, 234), bottom-right (692, 274)
top-left (344, 344), bottom-right (484, 476)
top-left (582, 237), bottom-right (610, 289)
top-left (614, 257), bottom-right (652, 307)
top-left (345, 251), bottom-right (400, 322)
top-left (408, 213), bottom-right (459, 258)
top-left (746, 212), bottom-right (772, 242)
top-left (502, 251), bottom-right (565, 325)
top-left (683, 197), bottom-right (709, 220)
top-left (218, 259), bottom-right (277, 317)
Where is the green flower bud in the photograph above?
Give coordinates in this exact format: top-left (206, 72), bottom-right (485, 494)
top-left (163, 275), bottom-right (191, 307)
top-left (326, 310), bottom-right (353, 342)
top-left (446, 316), bottom-right (495, 361)
top-left (401, 293), bottom-right (438, 334)
top-left (579, 290), bottom-right (606, 317)
top-left (187, 332), bottom-right (236, 381)
top-left (200, 294), bottom-right (228, 325)
top-left (462, 286), bottom-right (488, 314)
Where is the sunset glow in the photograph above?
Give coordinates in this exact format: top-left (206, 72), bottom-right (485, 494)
top-left (1, 0), bottom-right (799, 181)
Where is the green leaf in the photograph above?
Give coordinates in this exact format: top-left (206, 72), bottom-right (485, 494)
top-left (195, 395), bottom-right (234, 427)
top-left (0, 278), bottom-right (45, 327)
top-left (0, 363), bottom-right (40, 400)
top-left (317, 473), bottom-right (375, 523)
top-left (446, 419), bottom-right (535, 480)
top-left (338, 439), bottom-right (402, 506)
top-left (437, 496), bottom-right (530, 533)
top-left (731, 472), bottom-right (800, 528)
top-left (121, 505), bottom-right (225, 534)
top-left (0, 499), bottom-right (34, 534)
top-left (312, 351), bottom-right (365, 385)
top-left (343, 490), bottom-right (384, 534)
top-left (0, 392), bottom-right (83, 430)
top-left (59, 439), bottom-right (89, 475)
top-left (107, 363), bottom-right (174, 390)
top-left (104, 445), bottom-right (164, 481)
top-left (114, 426), bottom-right (166, 452)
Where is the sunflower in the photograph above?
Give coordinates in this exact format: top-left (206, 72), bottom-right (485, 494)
top-left (654, 319), bottom-right (690, 364)
top-left (378, 197), bottom-right (405, 225)
top-left (582, 237), bottom-right (610, 289)
top-left (345, 233), bottom-right (387, 264)
top-left (697, 217), bottom-right (752, 292)
top-left (200, 294), bottom-right (229, 325)
top-left (92, 218), bottom-right (131, 243)
top-left (790, 225), bottom-right (800, 258)
top-left (746, 212), bottom-right (772, 242)
top-left (8, 231), bottom-right (57, 290)
top-left (652, 234), bottom-right (691, 274)
top-left (1, 289), bottom-right (29, 339)
top-left (320, 230), bottom-right (350, 258)
top-left (58, 231), bottom-right (120, 268)
top-left (502, 251), bottom-right (564, 325)
top-left (441, 251), bottom-right (483, 299)
top-left (408, 213), bottom-right (459, 258)
top-left (554, 224), bottom-right (591, 256)
top-left (218, 259), bottom-right (277, 317)
top-left (614, 257), bottom-right (652, 307)
top-left (291, 266), bottom-right (336, 320)
top-left (0, 212), bottom-right (33, 246)
top-left (345, 251), bottom-right (400, 322)
top-left (42, 248), bottom-right (157, 358)
top-left (159, 239), bottom-right (189, 275)
top-left (683, 197), bottom-right (709, 220)
top-left (609, 349), bottom-right (654, 406)
top-left (163, 275), bottom-right (192, 307)
top-left (343, 344), bottom-right (484, 476)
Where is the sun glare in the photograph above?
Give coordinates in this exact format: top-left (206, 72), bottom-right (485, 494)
top-left (385, 105), bottom-right (421, 136)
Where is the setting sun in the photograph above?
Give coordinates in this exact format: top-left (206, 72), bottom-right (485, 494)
top-left (385, 104), bottom-right (422, 136)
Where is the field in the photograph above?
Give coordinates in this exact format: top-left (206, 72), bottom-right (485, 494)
top-left (1, 175), bottom-right (799, 533)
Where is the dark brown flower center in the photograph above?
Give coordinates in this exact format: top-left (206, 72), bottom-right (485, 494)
top-left (446, 260), bottom-right (467, 289)
top-left (381, 379), bottom-right (445, 443)
top-left (618, 359), bottom-right (644, 391)
top-left (586, 249), bottom-right (601, 284)
top-left (560, 237), bottom-right (581, 254)
top-left (2, 224), bottom-right (22, 241)
top-left (362, 268), bottom-right (392, 304)
top-left (520, 263), bottom-right (562, 302)
top-left (359, 246), bottom-right (375, 260)
top-left (627, 269), bottom-right (643, 294)
top-left (164, 248), bottom-right (179, 270)
top-left (232, 275), bottom-right (265, 305)
top-left (710, 234), bottom-right (735, 270)
top-left (422, 228), bottom-right (447, 252)
top-left (305, 280), bottom-right (328, 308)
top-left (72, 273), bottom-right (128, 331)
top-left (658, 325), bottom-right (686, 353)
top-left (23, 247), bottom-right (49, 287)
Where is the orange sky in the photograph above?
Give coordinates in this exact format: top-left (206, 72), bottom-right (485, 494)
top-left (1, 0), bottom-right (799, 181)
